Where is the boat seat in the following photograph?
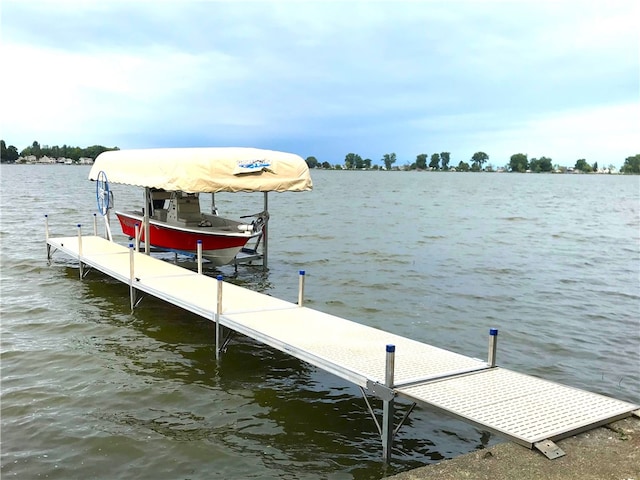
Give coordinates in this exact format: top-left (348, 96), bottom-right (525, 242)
top-left (153, 209), bottom-right (168, 222)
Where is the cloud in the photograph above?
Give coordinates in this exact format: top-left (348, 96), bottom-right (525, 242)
top-left (1, 0), bottom-right (638, 166)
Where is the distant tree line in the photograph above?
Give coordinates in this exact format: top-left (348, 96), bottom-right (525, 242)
top-left (1, 140), bottom-right (119, 163)
top-left (304, 151), bottom-right (640, 174)
top-left (4, 140), bottom-right (637, 174)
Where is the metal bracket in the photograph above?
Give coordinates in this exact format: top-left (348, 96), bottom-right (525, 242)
top-left (220, 329), bottom-right (235, 353)
top-left (534, 439), bottom-right (565, 459)
top-left (366, 380), bottom-right (396, 402)
top-left (133, 294), bottom-right (145, 308)
top-left (81, 264), bottom-right (93, 279)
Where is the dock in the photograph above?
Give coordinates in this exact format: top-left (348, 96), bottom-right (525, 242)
top-left (46, 232), bottom-right (639, 462)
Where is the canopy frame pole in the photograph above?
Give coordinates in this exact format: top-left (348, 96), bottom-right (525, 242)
top-left (104, 208), bottom-right (113, 242)
top-left (211, 193), bottom-right (218, 215)
top-left (263, 192), bottom-right (269, 270)
top-left (143, 188), bottom-right (151, 255)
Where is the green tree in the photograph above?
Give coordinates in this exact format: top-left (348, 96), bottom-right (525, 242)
top-left (529, 156), bottom-right (553, 173)
top-left (321, 161), bottom-right (332, 169)
top-left (85, 144), bottom-right (115, 159)
top-left (305, 156), bottom-right (319, 168)
top-left (1, 140), bottom-right (19, 163)
top-left (509, 153), bottom-right (529, 172)
top-left (538, 156), bottom-right (553, 172)
top-left (575, 158), bottom-right (592, 173)
top-left (471, 151), bottom-right (489, 171)
top-left (456, 161), bottom-right (470, 172)
top-left (621, 154), bottom-right (640, 174)
top-left (382, 153), bottom-right (396, 170)
top-left (429, 153), bottom-right (441, 170)
top-left (415, 153), bottom-right (428, 170)
top-left (344, 153), bottom-right (362, 169)
top-left (440, 152), bottom-right (450, 170)
top-left (31, 140), bottom-right (41, 157)
top-left (363, 158), bottom-right (372, 169)
top-left (592, 161), bottom-right (598, 172)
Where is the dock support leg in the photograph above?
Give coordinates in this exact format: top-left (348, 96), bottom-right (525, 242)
top-left (215, 275), bottom-right (223, 361)
top-left (77, 224), bottom-right (84, 279)
top-left (129, 243), bottom-right (136, 311)
top-left (382, 344), bottom-right (396, 462)
top-left (488, 328), bottom-right (498, 367)
top-left (93, 213), bottom-right (98, 236)
top-left (197, 240), bottom-right (203, 274)
top-left (45, 215), bottom-right (51, 261)
top-left (298, 270), bottom-right (305, 306)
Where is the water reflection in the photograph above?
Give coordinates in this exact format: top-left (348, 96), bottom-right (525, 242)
top-left (67, 263), bottom-right (494, 478)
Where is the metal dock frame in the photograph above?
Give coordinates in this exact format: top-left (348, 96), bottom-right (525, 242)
top-left (45, 230), bottom-right (640, 462)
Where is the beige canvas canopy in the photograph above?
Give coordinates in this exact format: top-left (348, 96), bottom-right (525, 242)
top-left (89, 147), bottom-right (313, 193)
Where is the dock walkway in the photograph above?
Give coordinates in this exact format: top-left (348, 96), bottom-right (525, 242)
top-left (46, 234), bottom-right (639, 461)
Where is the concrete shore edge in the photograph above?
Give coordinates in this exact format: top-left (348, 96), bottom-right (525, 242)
top-left (385, 416), bottom-right (640, 480)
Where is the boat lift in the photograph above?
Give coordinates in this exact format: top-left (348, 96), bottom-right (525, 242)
top-left (89, 147), bottom-right (312, 270)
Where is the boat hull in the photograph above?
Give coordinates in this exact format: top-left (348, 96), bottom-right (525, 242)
top-left (116, 211), bottom-right (258, 266)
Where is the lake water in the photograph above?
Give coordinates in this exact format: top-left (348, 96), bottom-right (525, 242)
top-left (1, 165), bottom-right (639, 479)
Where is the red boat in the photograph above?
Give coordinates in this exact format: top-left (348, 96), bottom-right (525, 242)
top-left (89, 147), bottom-right (312, 266)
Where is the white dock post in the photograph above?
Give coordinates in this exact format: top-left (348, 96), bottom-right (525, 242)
top-left (129, 243), bottom-right (136, 311)
top-left (134, 223), bottom-right (140, 252)
top-left (197, 240), bottom-right (203, 274)
top-left (488, 328), bottom-right (498, 367)
top-left (77, 224), bottom-right (84, 279)
top-left (93, 213), bottom-right (98, 236)
top-left (382, 344), bottom-right (396, 462)
top-left (298, 270), bottom-right (305, 306)
top-left (215, 275), bottom-right (223, 361)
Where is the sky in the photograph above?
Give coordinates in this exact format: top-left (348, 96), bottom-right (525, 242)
top-left (1, 0), bottom-right (638, 168)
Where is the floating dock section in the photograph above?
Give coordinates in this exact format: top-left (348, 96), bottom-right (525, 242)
top-left (46, 231), bottom-right (639, 461)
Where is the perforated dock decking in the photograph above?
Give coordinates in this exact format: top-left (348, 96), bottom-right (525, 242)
top-left (46, 235), bottom-right (639, 460)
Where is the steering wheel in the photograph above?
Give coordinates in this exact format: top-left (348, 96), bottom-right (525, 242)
top-left (96, 170), bottom-right (111, 216)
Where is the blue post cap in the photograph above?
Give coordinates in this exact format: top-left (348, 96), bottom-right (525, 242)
top-left (45, 214), bottom-right (48, 217)
top-left (93, 213), bottom-right (97, 217)
top-left (299, 270), bottom-right (305, 275)
top-left (135, 223), bottom-right (139, 226)
top-left (197, 239), bottom-right (202, 244)
top-left (386, 344), bottom-right (396, 353)
top-left (77, 223), bottom-right (81, 228)
top-left (129, 243), bottom-right (134, 248)
top-left (490, 328), bottom-right (498, 336)
top-left (217, 275), bottom-right (223, 281)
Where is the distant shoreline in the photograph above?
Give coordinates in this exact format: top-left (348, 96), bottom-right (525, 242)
top-left (2, 161), bottom-right (634, 174)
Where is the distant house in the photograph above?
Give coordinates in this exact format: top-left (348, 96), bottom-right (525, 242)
top-left (78, 157), bottom-right (94, 165)
top-left (18, 155), bottom-right (37, 164)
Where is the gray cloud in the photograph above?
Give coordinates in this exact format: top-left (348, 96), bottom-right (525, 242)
top-left (1, 0), bottom-right (637, 166)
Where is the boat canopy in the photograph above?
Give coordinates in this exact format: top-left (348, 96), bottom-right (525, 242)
top-left (88, 147), bottom-right (313, 193)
